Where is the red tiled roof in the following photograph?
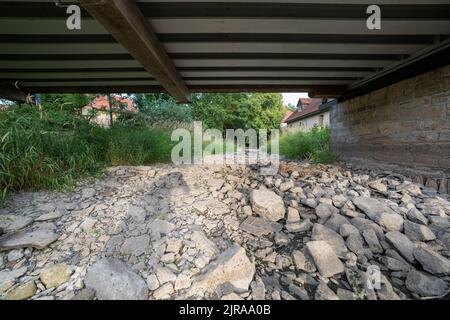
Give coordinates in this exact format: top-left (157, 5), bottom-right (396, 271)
top-left (282, 111), bottom-right (293, 122)
top-left (284, 99), bottom-right (324, 123)
top-left (297, 97), bottom-right (311, 107)
top-left (89, 95), bottom-right (136, 112)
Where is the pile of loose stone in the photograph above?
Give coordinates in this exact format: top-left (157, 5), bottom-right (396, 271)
top-left (0, 160), bottom-right (449, 300)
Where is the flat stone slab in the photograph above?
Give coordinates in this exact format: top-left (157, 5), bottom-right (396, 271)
top-left (353, 197), bottom-right (404, 232)
top-left (0, 225), bottom-right (59, 251)
top-left (240, 216), bottom-right (283, 237)
top-left (306, 240), bottom-right (344, 278)
top-left (187, 244), bottom-right (255, 298)
top-left (85, 258), bottom-right (148, 300)
top-left (0, 215), bottom-right (34, 233)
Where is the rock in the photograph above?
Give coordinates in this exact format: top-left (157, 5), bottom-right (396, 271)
top-left (324, 214), bottom-right (350, 233)
top-left (251, 187), bottom-right (285, 222)
top-left (35, 211), bottom-right (62, 222)
top-left (187, 244), bottom-right (255, 298)
top-left (346, 233), bottom-right (366, 256)
top-left (306, 241), bottom-right (344, 278)
top-left (274, 232), bottom-right (290, 246)
top-left (148, 219), bottom-right (175, 240)
top-left (353, 197), bottom-right (404, 232)
top-left (404, 221), bottom-right (436, 242)
top-left (286, 219), bottom-right (313, 233)
top-left (79, 217), bottom-right (97, 232)
top-left (413, 245), bottom-right (450, 276)
top-left (82, 187), bottom-right (96, 198)
top-left (381, 256), bottom-right (411, 272)
top-left (332, 195), bottom-right (347, 208)
top-left (337, 288), bottom-right (356, 300)
top-left (315, 282), bottom-right (339, 300)
top-left (311, 224), bottom-right (347, 256)
top-left (5, 281), bottom-right (36, 300)
top-left (146, 274), bottom-right (160, 291)
top-left (7, 249), bottom-right (24, 262)
top-left (377, 275), bottom-right (400, 300)
top-left (397, 182), bottom-right (422, 197)
top-left (251, 278), bottom-right (266, 300)
top-left (0, 267), bottom-right (27, 294)
top-left (191, 230), bottom-right (219, 258)
top-left (292, 250), bottom-right (316, 273)
top-left (85, 258), bottom-right (148, 300)
top-left (72, 288), bottom-right (95, 300)
top-left (165, 239), bottom-right (183, 254)
top-left (385, 231), bottom-right (416, 263)
top-left (156, 266), bottom-right (177, 284)
top-left (174, 273), bottom-right (192, 291)
top-left (240, 216), bottom-right (282, 237)
top-left (120, 235), bottom-right (150, 256)
top-left (302, 198), bottom-right (317, 208)
top-left (40, 264), bottom-right (72, 288)
top-left (221, 293), bottom-right (244, 300)
top-left (0, 215), bottom-right (33, 233)
top-left (279, 180), bottom-right (294, 192)
top-left (286, 207), bottom-right (300, 223)
top-left (339, 224), bottom-right (360, 238)
top-left (405, 270), bottom-right (449, 297)
top-left (361, 228), bottom-right (383, 254)
top-left (369, 180), bottom-right (387, 193)
top-left (315, 203), bottom-right (338, 219)
top-left (153, 282), bottom-right (174, 300)
top-left (0, 225), bottom-right (59, 251)
top-left (242, 206), bottom-right (253, 216)
top-left (128, 205), bottom-right (147, 223)
top-left (406, 208), bottom-right (428, 225)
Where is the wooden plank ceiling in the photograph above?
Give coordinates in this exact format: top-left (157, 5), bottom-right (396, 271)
top-left (0, 0), bottom-right (449, 102)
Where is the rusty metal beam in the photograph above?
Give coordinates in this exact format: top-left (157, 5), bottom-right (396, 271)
top-left (79, 0), bottom-right (191, 103)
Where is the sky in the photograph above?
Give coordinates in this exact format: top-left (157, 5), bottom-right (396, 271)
top-left (282, 92), bottom-right (309, 107)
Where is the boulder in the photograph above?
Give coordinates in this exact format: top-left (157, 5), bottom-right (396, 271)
top-left (385, 231), bottom-right (416, 263)
top-left (85, 258), bottom-right (148, 300)
top-left (413, 245), bottom-right (450, 276)
top-left (306, 241), bottom-right (344, 278)
top-left (39, 264), bottom-right (72, 289)
top-left (0, 215), bottom-right (33, 233)
top-left (404, 221), bottom-right (436, 242)
top-left (5, 281), bottom-right (36, 300)
top-left (315, 203), bottom-right (338, 220)
top-left (405, 270), bottom-right (449, 297)
top-left (251, 187), bottom-right (285, 222)
top-left (311, 224), bottom-right (347, 256)
top-left (0, 225), bottom-right (59, 251)
top-left (187, 244), bottom-right (255, 298)
top-left (120, 235), bottom-right (150, 256)
top-left (353, 197), bottom-right (404, 232)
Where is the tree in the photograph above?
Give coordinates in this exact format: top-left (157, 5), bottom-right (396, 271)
top-left (41, 94), bottom-right (93, 112)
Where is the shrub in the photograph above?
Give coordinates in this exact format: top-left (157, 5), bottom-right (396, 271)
top-left (0, 106), bottom-right (174, 205)
top-left (279, 127), bottom-right (338, 164)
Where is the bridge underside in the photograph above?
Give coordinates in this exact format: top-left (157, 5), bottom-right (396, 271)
top-left (0, 0), bottom-right (449, 102)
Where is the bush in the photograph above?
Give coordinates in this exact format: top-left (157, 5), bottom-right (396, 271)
top-left (0, 106), bottom-right (174, 205)
top-left (279, 127), bottom-right (338, 164)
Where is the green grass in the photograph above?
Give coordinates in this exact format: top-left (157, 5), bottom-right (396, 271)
top-left (279, 127), bottom-right (338, 164)
top-left (0, 106), bottom-right (174, 205)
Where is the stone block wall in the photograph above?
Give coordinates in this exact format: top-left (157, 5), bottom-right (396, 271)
top-left (331, 64), bottom-right (450, 193)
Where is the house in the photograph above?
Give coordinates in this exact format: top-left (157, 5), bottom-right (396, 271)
top-left (283, 97), bottom-right (334, 132)
top-left (280, 111), bottom-right (293, 128)
top-left (81, 95), bottom-right (136, 127)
